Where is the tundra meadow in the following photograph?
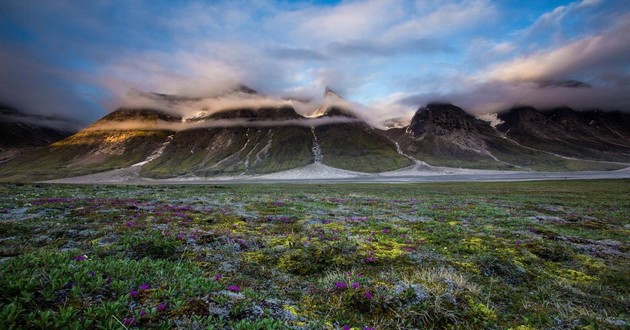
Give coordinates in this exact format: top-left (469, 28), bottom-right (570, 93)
top-left (0, 181), bottom-right (628, 329)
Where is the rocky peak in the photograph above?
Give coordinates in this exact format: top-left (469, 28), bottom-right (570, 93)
top-left (408, 103), bottom-right (478, 136)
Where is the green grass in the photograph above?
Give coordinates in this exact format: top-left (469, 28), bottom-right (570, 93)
top-left (0, 181), bottom-right (629, 329)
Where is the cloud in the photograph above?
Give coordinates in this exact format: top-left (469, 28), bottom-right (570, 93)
top-left (523, 0), bottom-right (602, 41)
top-left (274, 0), bottom-right (404, 43)
top-left (398, 80), bottom-right (630, 115)
top-left (0, 47), bottom-right (102, 124)
top-left (266, 47), bottom-right (327, 61)
top-left (382, 0), bottom-right (497, 41)
top-left (485, 17), bottom-right (630, 83)
top-left (327, 38), bottom-right (452, 57)
top-left (0, 0), bottom-right (628, 129)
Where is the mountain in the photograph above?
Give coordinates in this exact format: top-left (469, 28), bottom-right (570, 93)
top-left (140, 106), bottom-right (315, 178)
top-left (0, 108), bottom-right (176, 181)
top-left (497, 107), bottom-right (630, 163)
top-left (387, 103), bottom-right (628, 171)
top-left (141, 97), bottom-right (410, 177)
top-left (304, 88), bottom-right (411, 172)
top-left (0, 87), bottom-right (410, 181)
top-left (1, 90), bottom-right (629, 182)
top-left (0, 104), bottom-right (76, 164)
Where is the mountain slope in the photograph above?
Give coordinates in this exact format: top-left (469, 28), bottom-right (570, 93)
top-left (497, 107), bottom-right (630, 163)
top-left (310, 92), bottom-right (412, 172)
top-left (0, 108), bottom-right (176, 181)
top-left (389, 103), bottom-right (626, 171)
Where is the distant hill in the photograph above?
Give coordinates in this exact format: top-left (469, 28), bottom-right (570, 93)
top-left (0, 104), bottom-right (76, 164)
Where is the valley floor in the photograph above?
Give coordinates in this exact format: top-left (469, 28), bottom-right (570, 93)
top-left (0, 181), bottom-right (629, 329)
top-left (44, 163), bottom-right (630, 184)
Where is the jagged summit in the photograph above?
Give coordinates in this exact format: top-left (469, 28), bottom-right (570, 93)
top-left (235, 84), bottom-right (258, 95)
top-left (324, 87), bottom-right (343, 98)
top-left (306, 87), bottom-right (357, 118)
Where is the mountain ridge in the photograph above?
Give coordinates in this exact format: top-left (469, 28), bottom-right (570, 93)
top-left (1, 91), bottom-right (628, 182)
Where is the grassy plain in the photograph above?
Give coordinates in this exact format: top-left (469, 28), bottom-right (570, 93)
top-left (0, 181), bottom-right (628, 329)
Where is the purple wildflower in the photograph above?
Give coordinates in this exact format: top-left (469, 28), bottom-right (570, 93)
top-left (139, 309), bottom-right (147, 317)
top-left (89, 271), bottom-right (95, 277)
top-left (342, 325), bottom-right (351, 330)
top-left (352, 282), bottom-right (359, 289)
top-left (73, 254), bottom-right (87, 261)
top-left (365, 327), bottom-right (375, 330)
top-left (335, 282), bottom-right (347, 289)
top-left (364, 256), bottom-right (377, 264)
top-left (122, 317), bottom-right (136, 326)
top-left (365, 291), bottom-right (373, 300)
top-left (130, 290), bottom-right (139, 298)
top-left (214, 274), bottom-right (223, 281)
top-left (139, 283), bottom-right (150, 291)
top-left (382, 228), bottom-right (390, 234)
top-left (157, 303), bottom-right (167, 312)
top-left (228, 285), bottom-right (240, 292)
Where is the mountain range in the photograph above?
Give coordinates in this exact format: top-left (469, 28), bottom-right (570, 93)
top-left (1, 88), bottom-right (629, 182)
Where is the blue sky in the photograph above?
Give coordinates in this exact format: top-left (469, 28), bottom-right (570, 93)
top-left (0, 0), bottom-right (628, 124)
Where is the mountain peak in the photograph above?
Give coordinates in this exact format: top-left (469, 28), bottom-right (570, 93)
top-left (324, 87), bottom-right (343, 98)
top-left (407, 103), bottom-right (478, 136)
top-left (235, 84), bottom-right (258, 95)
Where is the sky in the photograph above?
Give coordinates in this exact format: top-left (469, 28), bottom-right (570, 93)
top-left (0, 0), bottom-right (629, 126)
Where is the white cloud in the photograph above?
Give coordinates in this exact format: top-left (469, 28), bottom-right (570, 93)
top-left (382, 0), bottom-right (497, 41)
top-left (485, 17), bottom-right (630, 82)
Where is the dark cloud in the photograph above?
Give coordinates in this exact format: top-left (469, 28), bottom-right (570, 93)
top-left (0, 47), bottom-right (106, 125)
top-left (399, 80), bottom-right (630, 115)
top-left (327, 38), bottom-right (452, 57)
top-left (267, 47), bottom-right (327, 61)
